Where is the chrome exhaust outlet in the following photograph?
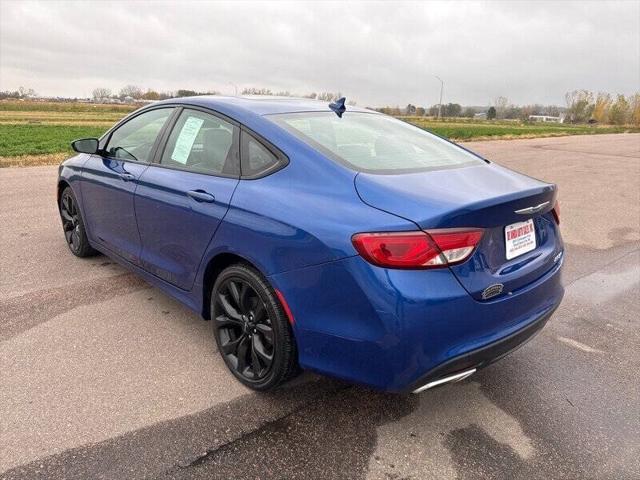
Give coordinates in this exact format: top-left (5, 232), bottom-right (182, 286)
top-left (412, 368), bottom-right (476, 394)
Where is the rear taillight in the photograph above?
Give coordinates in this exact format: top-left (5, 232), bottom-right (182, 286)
top-left (552, 201), bottom-right (560, 225)
top-left (351, 229), bottom-right (483, 269)
top-left (429, 229), bottom-right (484, 264)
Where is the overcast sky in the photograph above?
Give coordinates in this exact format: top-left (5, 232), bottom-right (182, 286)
top-left (1, 0), bottom-right (638, 107)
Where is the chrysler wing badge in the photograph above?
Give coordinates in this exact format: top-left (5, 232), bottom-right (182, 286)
top-left (515, 201), bottom-right (550, 215)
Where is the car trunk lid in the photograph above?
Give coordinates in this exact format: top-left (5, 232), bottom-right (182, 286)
top-left (354, 163), bottom-right (563, 300)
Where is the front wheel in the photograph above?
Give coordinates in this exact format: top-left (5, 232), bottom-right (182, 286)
top-left (211, 264), bottom-right (299, 391)
top-left (59, 186), bottom-right (97, 257)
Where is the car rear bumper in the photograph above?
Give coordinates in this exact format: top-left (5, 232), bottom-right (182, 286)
top-left (406, 301), bottom-right (556, 393)
top-left (269, 253), bottom-right (564, 392)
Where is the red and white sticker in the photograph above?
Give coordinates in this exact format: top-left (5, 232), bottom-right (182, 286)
top-left (505, 219), bottom-right (536, 260)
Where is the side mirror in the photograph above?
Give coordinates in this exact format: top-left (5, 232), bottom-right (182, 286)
top-left (71, 138), bottom-right (99, 154)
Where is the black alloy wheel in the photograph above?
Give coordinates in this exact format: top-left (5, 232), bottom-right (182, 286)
top-left (59, 187), bottom-right (96, 257)
top-left (212, 264), bottom-right (298, 390)
top-left (216, 277), bottom-right (274, 379)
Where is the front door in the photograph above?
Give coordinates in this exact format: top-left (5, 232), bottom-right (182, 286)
top-left (135, 108), bottom-right (240, 289)
top-left (80, 107), bottom-right (174, 263)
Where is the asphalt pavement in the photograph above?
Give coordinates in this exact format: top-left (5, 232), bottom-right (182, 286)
top-left (1, 133), bottom-right (639, 479)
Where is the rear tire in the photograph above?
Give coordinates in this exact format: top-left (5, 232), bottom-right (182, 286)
top-left (59, 186), bottom-right (97, 258)
top-left (211, 264), bottom-right (299, 391)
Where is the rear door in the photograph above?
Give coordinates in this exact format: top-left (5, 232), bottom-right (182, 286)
top-left (134, 107), bottom-right (240, 290)
top-left (81, 107), bottom-right (174, 263)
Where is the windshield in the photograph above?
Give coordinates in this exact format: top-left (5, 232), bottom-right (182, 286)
top-left (270, 112), bottom-right (485, 173)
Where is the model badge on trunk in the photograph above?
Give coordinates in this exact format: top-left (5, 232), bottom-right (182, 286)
top-left (482, 283), bottom-right (504, 300)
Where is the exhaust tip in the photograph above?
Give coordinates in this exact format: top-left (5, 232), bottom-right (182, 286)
top-left (412, 368), bottom-right (476, 394)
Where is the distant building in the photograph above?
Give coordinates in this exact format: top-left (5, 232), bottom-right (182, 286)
top-left (529, 114), bottom-right (564, 123)
top-left (474, 112), bottom-right (487, 119)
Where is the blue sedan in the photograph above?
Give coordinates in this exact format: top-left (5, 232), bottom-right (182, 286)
top-left (57, 96), bottom-right (564, 393)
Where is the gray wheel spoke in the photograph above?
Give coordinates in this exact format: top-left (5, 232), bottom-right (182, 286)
top-left (217, 293), bottom-right (242, 320)
top-left (255, 323), bottom-right (273, 345)
top-left (65, 195), bottom-right (74, 215)
top-left (228, 281), bottom-right (242, 309)
top-left (252, 300), bottom-right (266, 322)
top-left (215, 314), bottom-right (243, 328)
top-left (221, 333), bottom-right (244, 355)
top-left (252, 335), bottom-right (273, 363)
top-left (251, 342), bottom-right (261, 376)
top-left (60, 209), bottom-right (73, 222)
top-left (236, 336), bottom-right (249, 373)
top-left (239, 283), bottom-right (250, 311)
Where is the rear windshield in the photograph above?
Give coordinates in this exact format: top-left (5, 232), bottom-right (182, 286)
top-left (270, 112), bottom-right (485, 174)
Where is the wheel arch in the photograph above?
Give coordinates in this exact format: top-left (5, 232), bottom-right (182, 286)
top-left (201, 252), bottom-right (262, 320)
top-left (57, 179), bottom-right (71, 206)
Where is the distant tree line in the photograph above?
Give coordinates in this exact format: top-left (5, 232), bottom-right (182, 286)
top-left (241, 88), bottom-right (353, 104)
top-left (90, 85), bottom-right (220, 102)
top-left (564, 90), bottom-right (640, 125)
top-left (378, 99), bottom-right (562, 121)
top-left (0, 86), bottom-right (37, 99)
top-left (375, 90), bottom-right (640, 126)
top-left (88, 85), bottom-right (352, 105)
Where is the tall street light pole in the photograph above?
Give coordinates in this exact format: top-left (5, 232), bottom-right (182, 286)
top-left (435, 76), bottom-right (444, 120)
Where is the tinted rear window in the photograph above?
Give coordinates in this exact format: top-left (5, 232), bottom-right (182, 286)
top-left (270, 112), bottom-right (485, 174)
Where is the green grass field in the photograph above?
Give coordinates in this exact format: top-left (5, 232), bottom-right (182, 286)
top-left (1, 101), bottom-right (638, 166)
top-left (0, 124), bottom-right (108, 157)
top-left (400, 117), bottom-right (638, 140)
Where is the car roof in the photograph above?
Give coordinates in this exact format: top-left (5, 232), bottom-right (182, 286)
top-left (155, 95), bottom-right (374, 117)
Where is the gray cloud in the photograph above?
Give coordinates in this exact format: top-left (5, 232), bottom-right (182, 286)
top-left (1, 0), bottom-right (638, 106)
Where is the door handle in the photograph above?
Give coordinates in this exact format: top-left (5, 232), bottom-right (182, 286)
top-left (186, 190), bottom-right (215, 203)
top-left (119, 173), bottom-right (136, 182)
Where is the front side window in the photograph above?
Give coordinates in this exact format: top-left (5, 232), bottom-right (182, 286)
top-left (105, 108), bottom-right (172, 163)
top-left (270, 112), bottom-right (485, 174)
top-left (160, 109), bottom-right (239, 176)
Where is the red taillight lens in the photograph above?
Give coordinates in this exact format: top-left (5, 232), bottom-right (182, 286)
top-left (429, 229), bottom-right (485, 264)
top-left (552, 201), bottom-right (560, 224)
top-left (352, 229), bottom-right (483, 269)
top-left (352, 232), bottom-right (440, 268)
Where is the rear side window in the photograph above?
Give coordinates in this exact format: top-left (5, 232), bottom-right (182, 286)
top-left (160, 109), bottom-right (239, 176)
top-left (105, 108), bottom-right (172, 163)
top-left (240, 131), bottom-right (283, 178)
top-left (270, 112), bottom-right (485, 174)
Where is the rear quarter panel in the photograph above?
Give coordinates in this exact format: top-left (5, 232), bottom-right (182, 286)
top-left (200, 133), bottom-right (417, 278)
